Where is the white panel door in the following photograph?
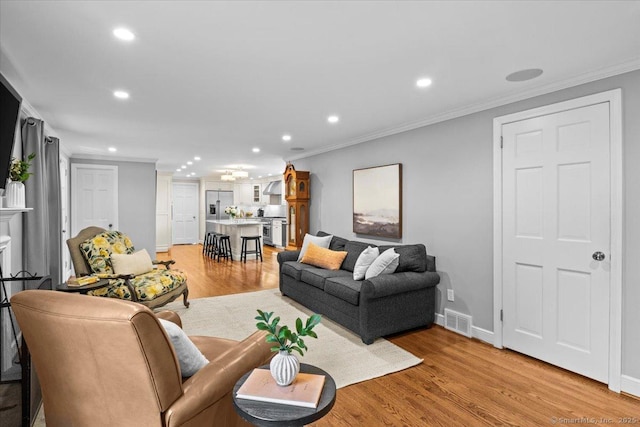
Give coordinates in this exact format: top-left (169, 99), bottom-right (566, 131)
top-left (71, 164), bottom-right (118, 237)
top-left (502, 102), bottom-right (610, 382)
top-left (60, 157), bottom-right (72, 281)
top-left (172, 182), bottom-right (199, 244)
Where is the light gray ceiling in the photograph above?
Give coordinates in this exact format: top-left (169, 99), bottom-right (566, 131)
top-left (1, 1), bottom-right (639, 180)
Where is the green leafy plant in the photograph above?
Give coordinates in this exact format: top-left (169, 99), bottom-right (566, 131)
top-left (9, 153), bottom-right (36, 183)
top-left (255, 309), bottom-right (321, 356)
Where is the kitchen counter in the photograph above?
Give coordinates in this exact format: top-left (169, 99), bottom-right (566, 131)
top-left (206, 220), bottom-right (263, 259)
top-left (208, 219), bottom-right (263, 225)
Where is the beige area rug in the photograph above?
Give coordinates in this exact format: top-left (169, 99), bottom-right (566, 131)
top-left (162, 288), bottom-right (423, 388)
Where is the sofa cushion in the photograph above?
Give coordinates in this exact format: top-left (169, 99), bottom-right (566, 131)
top-left (300, 268), bottom-right (351, 290)
top-left (89, 269), bottom-right (188, 302)
top-left (324, 276), bottom-right (363, 306)
top-left (341, 241), bottom-right (374, 272)
top-left (297, 233), bottom-right (333, 261)
top-left (317, 231), bottom-right (349, 251)
top-left (281, 261), bottom-right (314, 281)
top-left (365, 248), bottom-right (400, 279)
top-left (353, 246), bottom-right (380, 280)
top-left (300, 242), bottom-right (348, 270)
top-left (378, 244), bottom-right (427, 273)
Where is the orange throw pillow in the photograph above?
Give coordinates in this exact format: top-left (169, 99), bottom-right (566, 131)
top-left (300, 242), bottom-right (348, 270)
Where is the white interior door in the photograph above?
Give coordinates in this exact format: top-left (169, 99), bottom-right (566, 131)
top-left (172, 182), bottom-right (199, 244)
top-left (501, 102), bottom-right (610, 382)
top-left (60, 157), bottom-right (72, 281)
top-left (71, 164), bottom-right (118, 237)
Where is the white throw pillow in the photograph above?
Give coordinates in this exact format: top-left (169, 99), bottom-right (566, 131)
top-left (297, 234), bottom-right (333, 261)
top-left (158, 318), bottom-right (209, 377)
top-left (353, 246), bottom-right (380, 280)
top-left (111, 249), bottom-right (154, 275)
top-left (365, 248), bottom-right (400, 280)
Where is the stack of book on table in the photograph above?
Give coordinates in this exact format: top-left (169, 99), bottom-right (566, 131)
top-left (236, 368), bottom-right (325, 408)
top-left (66, 276), bottom-right (100, 287)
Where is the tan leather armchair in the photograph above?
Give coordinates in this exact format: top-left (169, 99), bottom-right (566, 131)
top-left (11, 290), bottom-right (274, 427)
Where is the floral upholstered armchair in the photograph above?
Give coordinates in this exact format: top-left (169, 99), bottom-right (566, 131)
top-left (67, 226), bottom-right (189, 309)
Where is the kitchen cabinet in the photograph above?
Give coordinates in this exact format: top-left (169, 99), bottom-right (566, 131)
top-left (234, 183), bottom-right (254, 205)
top-left (252, 184), bottom-right (261, 203)
top-left (272, 219), bottom-right (283, 247)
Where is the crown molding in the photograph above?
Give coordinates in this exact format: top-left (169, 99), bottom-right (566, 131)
top-left (286, 57), bottom-right (640, 162)
top-left (70, 153), bottom-right (158, 164)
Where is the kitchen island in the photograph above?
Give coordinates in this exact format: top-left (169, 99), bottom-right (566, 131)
top-left (206, 219), bottom-right (263, 260)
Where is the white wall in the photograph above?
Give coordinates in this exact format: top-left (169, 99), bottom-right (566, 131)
top-left (292, 69), bottom-right (640, 382)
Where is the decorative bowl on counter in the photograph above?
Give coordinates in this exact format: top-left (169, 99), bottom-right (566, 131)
top-left (245, 212), bottom-right (254, 217)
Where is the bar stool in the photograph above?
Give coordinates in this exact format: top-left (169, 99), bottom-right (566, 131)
top-left (216, 235), bottom-right (233, 261)
top-left (240, 235), bottom-right (263, 263)
top-left (203, 232), bottom-right (219, 258)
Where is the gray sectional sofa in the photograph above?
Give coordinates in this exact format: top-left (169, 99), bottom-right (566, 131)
top-left (277, 232), bottom-right (440, 344)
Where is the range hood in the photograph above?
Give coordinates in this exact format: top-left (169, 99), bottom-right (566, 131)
top-left (262, 180), bottom-right (282, 195)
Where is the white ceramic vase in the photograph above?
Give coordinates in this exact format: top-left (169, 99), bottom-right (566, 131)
top-left (5, 180), bottom-right (25, 208)
top-left (270, 350), bottom-right (300, 386)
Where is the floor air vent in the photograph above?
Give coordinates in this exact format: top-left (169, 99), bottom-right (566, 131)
top-left (444, 308), bottom-right (472, 338)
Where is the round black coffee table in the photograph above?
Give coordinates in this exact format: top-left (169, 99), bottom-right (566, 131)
top-left (233, 363), bottom-right (336, 426)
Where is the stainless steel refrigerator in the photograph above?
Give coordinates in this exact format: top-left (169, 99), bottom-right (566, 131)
top-left (205, 190), bottom-right (234, 234)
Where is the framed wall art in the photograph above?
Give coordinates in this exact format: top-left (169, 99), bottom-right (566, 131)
top-left (353, 163), bottom-right (402, 239)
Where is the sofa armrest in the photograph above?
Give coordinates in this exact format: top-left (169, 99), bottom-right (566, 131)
top-left (277, 250), bottom-right (300, 265)
top-left (164, 330), bottom-right (273, 427)
top-left (361, 271), bottom-right (440, 299)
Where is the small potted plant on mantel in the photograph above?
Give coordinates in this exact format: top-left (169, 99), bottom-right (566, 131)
top-left (5, 153), bottom-right (35, 208)
top-left (255, 309), bottom-right (321, 386)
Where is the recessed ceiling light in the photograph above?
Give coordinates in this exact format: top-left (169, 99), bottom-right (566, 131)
top-left (327, 115), bottom-right (339, 124)
top-left (113, 90), bottom-right (129, 99)
top-left (282, 134), bottom-right (292, 142)
top-left (258, 175), bottom-right (263, 178)
top-left (181, 165), bottom-right (186, 168)
top-left (194, 156), bottom-right (201, 161)
top-left (176, 168), bottom-right (181, 172)
top-left (108, 147), bottom-right (117, 152)
top-left (416, 78), bottom-right (432, 88)
top-left (252, 147), bottom-right (260, 153)
top-left (187, 161), bottom-right (193, 165)
top-left (506, 68), bottom-right (543, 82)
top-left (113, 28), bottom-right (135, 41)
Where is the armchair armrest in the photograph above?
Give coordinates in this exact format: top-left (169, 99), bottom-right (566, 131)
top-left (361, 271), bottom-right (441, 299)
top-left (163, 331), bottom-right (273, 427)
top-left (153, 259), bottom-right (175, 270)
top-left (156, 310), bottom-right (182, 328)
top-left (277, 250), bottom-right (300, 265)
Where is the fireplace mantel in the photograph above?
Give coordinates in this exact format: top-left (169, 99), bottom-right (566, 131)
top-left (0, 207), bottom-right (33, 225)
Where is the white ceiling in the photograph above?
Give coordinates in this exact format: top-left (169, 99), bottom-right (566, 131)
top-left (1, 1), bottom-right (639, 180)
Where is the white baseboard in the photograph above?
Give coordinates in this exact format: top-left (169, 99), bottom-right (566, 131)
top-left (434, 313), bottom-right (494, 344)
top-left (156, 245), bottom-right (170, 252)
top-left (621, 375), bottom-right (640, 398)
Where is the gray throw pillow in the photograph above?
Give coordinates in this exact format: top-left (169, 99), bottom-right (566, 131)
top-left (159, 318), bottom-right (209, 377)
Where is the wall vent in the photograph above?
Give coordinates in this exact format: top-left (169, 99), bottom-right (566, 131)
top-left (444, 308), bottom-right (472, 338)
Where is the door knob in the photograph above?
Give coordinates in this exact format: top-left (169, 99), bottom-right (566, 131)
top-left (592, 251), bottom-right (605, 261)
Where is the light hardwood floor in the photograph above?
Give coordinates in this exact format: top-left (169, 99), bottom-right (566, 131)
top-left (159, 244), bottom-right (639, 426)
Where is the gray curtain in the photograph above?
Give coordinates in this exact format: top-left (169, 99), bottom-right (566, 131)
top-left (21, 118), bottom-right (62, 285)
